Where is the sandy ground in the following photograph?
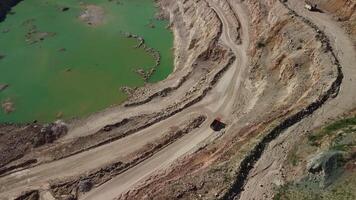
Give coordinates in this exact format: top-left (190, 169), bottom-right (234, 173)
top-left (0, 0), bottom-right (354, 199)
top-left (81, 1), bottom-right (251, 199)
top-left (0, 0), bottom-right (249, 199)
top-left (0, 0), bottom-right (250, 198)
top-left (240, 0), bottom-right (356, 199)
top-left (0, 112), bottom-right (209, 197)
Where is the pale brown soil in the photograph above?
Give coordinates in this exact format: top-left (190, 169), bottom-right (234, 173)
top-left (311, 0), bottom-right (356, 43)
top-left (0, 123), bottom-right (41, 169)
top-left (0, 0), bottom-right (355, 200)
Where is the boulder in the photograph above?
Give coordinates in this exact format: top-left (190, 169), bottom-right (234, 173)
top-left (307, 151), bottom-right (344, 186)
top-left (32, 120), bottom-right (68, 147)
top-left (51, 120), bottom-right (68, 137)
top-left (78, 180), bottom-right (92, 193)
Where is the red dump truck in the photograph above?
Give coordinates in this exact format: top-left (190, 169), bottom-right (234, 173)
top-left (210, 117), bottom-right (226, 131)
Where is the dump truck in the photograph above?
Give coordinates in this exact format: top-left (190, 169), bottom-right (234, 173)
top-left (210, 117), bottom-right (226, 131)
top-left (304, 1), bottom-right (318, 11)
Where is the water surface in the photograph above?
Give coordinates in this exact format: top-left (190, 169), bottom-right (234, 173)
top-left (0, 0), bottom-right (173, 122)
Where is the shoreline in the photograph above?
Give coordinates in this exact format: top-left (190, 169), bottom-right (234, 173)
top-left (0, 0), bottom-right (173, 125)
top-left (120, 31), bottom-right (161, 83)
top-left (1, 0), bottom-right (355, 199)
top-left (0, 0), bottom-right (231, 178)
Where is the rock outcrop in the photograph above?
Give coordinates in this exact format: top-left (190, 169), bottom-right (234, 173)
top-left (0, 0), bottom-right (353, 199)
top-left (32, 120), bottom-right (68, 147)
top-left (308, 151), bottom-right (344, 187)
top-left (312, 0), bottom-right (356, 41)
top-left (118, 0), bottom-right (341, 199)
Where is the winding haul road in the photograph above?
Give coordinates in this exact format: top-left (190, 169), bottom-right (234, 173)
top-left (0, 1), bottom-right (250, 199)
top-left (82, 1), bottom-right (250, 199)
top-left (1, 0), bottom-right (354, 199)
top-left (239, 0), bottom-right (356, 199)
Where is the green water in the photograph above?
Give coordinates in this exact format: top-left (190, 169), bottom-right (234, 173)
top-left (0, 0), bottom-right (173, 123)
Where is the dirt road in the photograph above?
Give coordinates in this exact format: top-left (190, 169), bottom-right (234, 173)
top-left (1, 0), bottom-right (351, 199)
top-left (0, 0), bottom-right (250, 199)
top-left (239, 1), bottom-right (356, 199)
top-left (81, 125), bottom-right (215, 200)
top-left (81, 1), bottom-right (251, 199)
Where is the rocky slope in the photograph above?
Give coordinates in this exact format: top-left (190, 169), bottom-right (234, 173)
top-left (312, 0), bottom-right (356, 42)
top-left (117, 0), bottom-right (342, 199)
top-left (274, 110), bottom-right (356, 200)
top-left (0, 0), bottom-right (354, 199)
top-left (0, 0), bottom-right (231, 174)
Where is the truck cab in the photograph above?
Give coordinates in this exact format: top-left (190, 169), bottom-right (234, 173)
top-left (210, 118), bottom-right (226, 131)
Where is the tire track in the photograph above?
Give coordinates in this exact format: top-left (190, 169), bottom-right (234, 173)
top-left (220, 0), bottom-right (344, 199)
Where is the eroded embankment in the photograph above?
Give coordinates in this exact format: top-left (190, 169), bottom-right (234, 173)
top-left (0, 54), bottom-right (234, 178)
top-left (221, 0), bottom-right (344, 199)
top-left (0, 0), bottom-right (232, 176)
top-left (0, 4), bottom-right (237, 193)
top-left (274, 110), bottom-right (356, 199)
top-left (13, 190), bottom-right (39, 200)
top-left (312, 0), bottom-right (356, 42)
top-left (106, 0), bottom-right (341, 198)
top-left (0, 123), bottom-right (42, 171)
top-left (49, 115), bottom-right (206, 199)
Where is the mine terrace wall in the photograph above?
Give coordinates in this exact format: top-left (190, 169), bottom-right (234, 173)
top-left (220, 0), bottom-right (344, 199)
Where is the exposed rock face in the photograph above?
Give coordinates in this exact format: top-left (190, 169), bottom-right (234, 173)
top-left (125, 0), bottom-right (227, 105)
top-left (312, 0), bottom-right (356, 41)
top-left (307, 151), bottom-right (344, 186)
top-left (313, 0), bottom-right (355, 21)
top-left (61, 194), bottom-right (76, 200)
top-left (78, 179), bottom-right (93, 193)
top-left (0, 120), bottom-right (66, 175)
top-left (0, 0), bottom-right (352, 199)
top-left (32, 120), bottom-right (68, 147)
top-left (161, 0), bottom-right (223, 70)
top-left (14, 190), bottom-right (39, 200)
top-left (118, 0), bottom-right (341, 199)
top-left (48, 115), bottom-right (206, 199)
top-left (307, 151), bottom-right (343, 178)
top-left (0, 124), bottom-right (42, 169)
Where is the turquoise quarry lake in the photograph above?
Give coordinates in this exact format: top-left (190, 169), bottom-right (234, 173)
top-left (0, 0), bottom-right (173, 123)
